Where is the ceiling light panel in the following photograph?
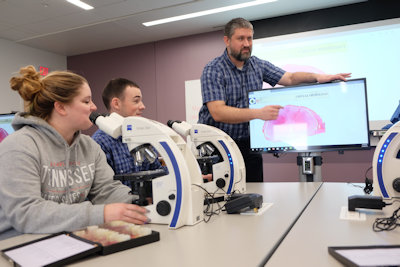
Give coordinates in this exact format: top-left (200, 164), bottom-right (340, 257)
top-left (66, 0), bottom-right (94, 10)
top-left (143, 0), bottom-right (277, 26)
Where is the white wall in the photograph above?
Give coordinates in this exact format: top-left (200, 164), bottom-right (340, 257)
top-left (0, 38), bottom-right (66, 113)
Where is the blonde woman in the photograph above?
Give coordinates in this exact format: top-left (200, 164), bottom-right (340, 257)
top-left (0, 66), bottom-right (148, 240)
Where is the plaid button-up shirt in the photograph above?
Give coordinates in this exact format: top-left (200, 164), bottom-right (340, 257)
top-left (198, 49), bottom-right (285, 140)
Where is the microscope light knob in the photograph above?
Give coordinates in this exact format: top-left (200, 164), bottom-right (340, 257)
top-left (168, 194), bottom-right (176, 200)
top-left (393, 178), bottom-right (400, 192)
top-left (156, 200), bottom-right (171, 216)
top-left (216, 178), bottom-right (226, 189)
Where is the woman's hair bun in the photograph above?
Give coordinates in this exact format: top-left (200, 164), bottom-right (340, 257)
top-left (10, 65), bottom-right (43, 102)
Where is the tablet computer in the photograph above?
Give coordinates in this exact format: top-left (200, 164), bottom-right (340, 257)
top-left (328, 245), bottom-right (400, 267)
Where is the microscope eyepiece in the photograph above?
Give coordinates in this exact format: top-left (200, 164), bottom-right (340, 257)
top-left (89, 112), bottom-right (101, 123)
top-left (89, 112), bottom-right (109, 123)
top-left (167, 120), bottom-right (181, 128)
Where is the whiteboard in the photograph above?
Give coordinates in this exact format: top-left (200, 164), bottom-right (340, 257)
top-left (185, 79), bottom-right (203, 124)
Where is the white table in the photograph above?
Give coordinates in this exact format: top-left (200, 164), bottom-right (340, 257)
top-left (266, 182), bottom-right (400, 266)
top-left (0, 182), bottom-right (322, 267)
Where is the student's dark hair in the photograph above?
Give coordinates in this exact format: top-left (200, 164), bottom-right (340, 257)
top-left (9, 65), bottom-right (87, 121)
top-left (102, 78), bottom-right (140, 111)
top-left (224, 17), bottom-right (253, 39)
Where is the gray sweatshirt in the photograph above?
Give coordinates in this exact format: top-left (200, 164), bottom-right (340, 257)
top-left (0, 113), bottom-right (134, 239)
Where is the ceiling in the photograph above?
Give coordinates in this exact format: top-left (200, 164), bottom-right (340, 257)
top-left (0, 0), bottom-right (366, 56)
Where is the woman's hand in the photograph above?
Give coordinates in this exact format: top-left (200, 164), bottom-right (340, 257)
top-left (104, 203), bottom-right (149, 224)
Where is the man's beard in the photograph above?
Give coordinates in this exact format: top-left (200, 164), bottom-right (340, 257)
top-left (230, 47), bottom-right (252, 62)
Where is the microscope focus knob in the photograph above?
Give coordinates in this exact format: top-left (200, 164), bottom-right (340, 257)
top-left (168, 194), bottom-right (176, 200)
top-left (216, 178), bottom-right (226, 189)
top-left (156, 200), bottom-right (171, 216)
top-left (393, 178), bottom-right (400, 192)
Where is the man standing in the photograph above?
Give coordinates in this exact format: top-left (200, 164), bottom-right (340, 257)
top-left (198, 18), bottom-right (350, 182)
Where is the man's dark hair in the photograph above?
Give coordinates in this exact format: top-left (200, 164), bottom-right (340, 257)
top-left (102, 78), bottom-right (140, 110)
top-left (224, 17), bottom-right (253, 39)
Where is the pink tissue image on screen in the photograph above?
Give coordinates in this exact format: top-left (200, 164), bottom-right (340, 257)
top-left (262, 105), bottom-right (325, 142)
top-left (0, 128), bottom-right (8, 143)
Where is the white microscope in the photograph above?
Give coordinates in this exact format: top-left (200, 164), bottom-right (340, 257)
top-left (90, 113), bottom-right (204, 229)
top-left (167, 120), bottom-right (246, 198)
top-left (372, 120), bottom-right (400, 199)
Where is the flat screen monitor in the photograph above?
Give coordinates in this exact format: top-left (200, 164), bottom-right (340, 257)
top-left (248, 78), bottom-right (370, 153)
top-left (0, 113), bottom-right (16, 143)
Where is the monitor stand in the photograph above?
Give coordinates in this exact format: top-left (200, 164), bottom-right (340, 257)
top-left (297, 152), bottom-right (323, 182)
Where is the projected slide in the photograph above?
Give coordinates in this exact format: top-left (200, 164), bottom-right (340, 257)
top-left (252, 18), bottom-right (400, 127)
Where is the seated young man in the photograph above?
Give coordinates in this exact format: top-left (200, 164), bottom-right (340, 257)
top-left (92, 78), bottom-right (165, 204)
